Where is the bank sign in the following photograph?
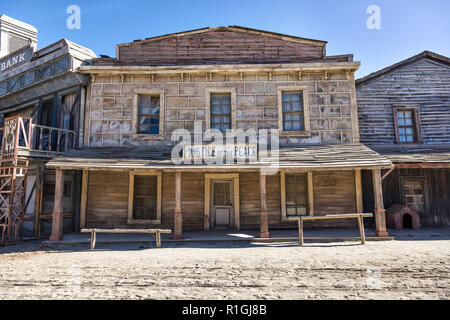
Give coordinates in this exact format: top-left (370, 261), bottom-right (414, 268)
top-left (0, 47), bottom-right (33, 75)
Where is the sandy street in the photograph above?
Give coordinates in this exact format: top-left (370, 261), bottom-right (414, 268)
top-left (0, 236), bottom-right (449, 300)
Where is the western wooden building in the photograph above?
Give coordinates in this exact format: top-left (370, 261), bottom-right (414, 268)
top-left (44, 26), bottom-right (393, 240)
top-left (357, 51), bottom-right (450, 228)
top-left (0, 15), bottom-right (96, 242)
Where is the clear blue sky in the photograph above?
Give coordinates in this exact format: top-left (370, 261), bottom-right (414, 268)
top-left (2, 0), bottom-right (449, 78)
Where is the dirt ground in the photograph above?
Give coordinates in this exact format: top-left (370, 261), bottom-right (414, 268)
top-left (0, 235), bottom-right (449, 300)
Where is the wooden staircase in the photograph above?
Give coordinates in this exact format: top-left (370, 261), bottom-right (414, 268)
top-left (0, 116), bottom-right (31, 244)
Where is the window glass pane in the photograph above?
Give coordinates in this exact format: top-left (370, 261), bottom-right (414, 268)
top-left (23, 70), bottom-right (35, 87)
top-left (282, 91), bottom-right (304, 132)
top-left (139, 106), bottom-right (151, 115)
top-left (291, 101), bottom-right (302, 112)
top-left (7, 77), bottom-right (22, 91)
top-left (38, 64), bottom-right (52, 80)
top-left (150, 118), bottom-right (159, 125)
top-left (149, 126), bottom-right (159, 134)
top-left (284, 121), bottom-right (292, 131)
top-left (137, 95), bottom-right (160, 134)
top-left (292, 120), bottom-right (302, 131)
top-left (211, 95), bottom-right (221, 104)
top-left (0, 82), bottom-right (6, 95)
top-left (211, 105), bottom-right (222, 115)
top-left (54, 56), bottom-right (70, 74)
top-left (210, 93), bottom-right (231, 133)
top-left (285, 174), bottom-right (308, 217)
top-left (139, 96), bottom-right (151, 107)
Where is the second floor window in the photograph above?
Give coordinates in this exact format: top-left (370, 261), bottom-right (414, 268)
top-left (138, 95), bottom-right (160, 134)
top-left (210, 93), bottom-right (231, 133)
top-left (394, 107), bottom-right (421, 144)
top-left (282, 92), bottom-right (304, 131)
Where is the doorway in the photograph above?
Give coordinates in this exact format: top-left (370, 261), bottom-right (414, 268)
top-left (211, 180), bottom-right (233, 229)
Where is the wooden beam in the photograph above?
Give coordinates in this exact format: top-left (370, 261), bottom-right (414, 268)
top-left (33, 165), bottom-right (43, 238)
top-left (395, 163), bottom-right (450, 169)
top-left (354, 169), bottom-right (363, 213)
top-left (307, 171), bottom-right (314, 216)
top-left (50, 168), bottom-right (64, 241)
top-left (259, 172), bottom-right (269, 238)
top-left (372, 168), bottom-right (388, 237)
top-left (280, 172), bottom-right (287, 221)
top-left (204, 176), bottom-right (210, 230)
top-left (173, 172), bottom-right (182, 239)
top-left (233, 176), bottom-right (240, 231)
top-left (79, 170), bottom-right (88, 229)
top-left (381, 166), bottom-right (395, 181)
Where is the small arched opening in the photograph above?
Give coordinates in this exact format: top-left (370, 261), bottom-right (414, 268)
top-left (402, 213), bottom-right (413, 229)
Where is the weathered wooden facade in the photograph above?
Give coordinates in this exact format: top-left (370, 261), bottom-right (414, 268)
top-left (44, 26), bottom-right (393, 240)
top-left (357, 51), bottom-right (450, 227)
top-left (0, 20), bottom-right (96, 242)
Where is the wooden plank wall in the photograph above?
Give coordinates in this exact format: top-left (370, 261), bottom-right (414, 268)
top-left (362, 168), bottom-right (450, 226)
top-left (239, 172), bottom-right (281, 228)
top-left (357, 59), bottom-right (450, 144)
top-left (86, 171), bottom-right (129, 228)
top-left (118, 30), bottom-right (325, 65)
top-left (311, 171), bottom-right (358, 227)
top-left (85, 170), bottom-right (359, 230)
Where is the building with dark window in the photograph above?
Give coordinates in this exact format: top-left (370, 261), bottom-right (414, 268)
top-left (0, 16), bottom-right (96, 242)
top-left (357, 51), bottom-right (450, 228)
top-left (43, 26), bottom-right (392, 241)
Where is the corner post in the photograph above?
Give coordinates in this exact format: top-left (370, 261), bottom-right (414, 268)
top-left (372, 168), bottom-right (388, 237)
top-left (50, 168), bottom-right (64, 241)
top-left (173, 171), bottom-right (183, 239)
top-left (259, 171), bottom-right (269, 238)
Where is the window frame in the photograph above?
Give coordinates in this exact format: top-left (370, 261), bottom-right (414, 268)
top-left (205, 88), bottom-right (236, 132)
top-left (393, 106), bottom-right (422, 144)
top-left (399, 176), bottom-right (429, 214)
top-left (132, 89), bottom-right (165, 138)
top-left (127, 171), bottom-right (162, 225)
top-left (277, 86), bottom-right (311, 136)
top-left (280, 171), bottom-right (314, 222)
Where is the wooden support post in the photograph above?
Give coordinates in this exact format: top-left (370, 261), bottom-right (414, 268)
top-left (355, 169), bottom-right (363, 213)
top-left (173, 172), bottom-right (183, 239)
top-left (156, 230), bottom-right (161, 248)
top-left (298, 217), bottom-right (304, 246)
top-left (358, 215), bottom-right (366, 245)
top-left (259, 172), bottom-right (269, 238)
top-left (307, 171), bottom-right (314, 216)
top-left (90, 229), bottom-right (96, 250)
top-left (80, 170), bottom-right (88, 229)
top-left (33, 165), bottom-right (43, 238)
top-left (50, 168), bottom-right (64, 241)
top-left (372, 168), bottom-right (388, 237)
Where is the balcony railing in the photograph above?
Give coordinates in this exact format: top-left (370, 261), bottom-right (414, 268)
top-left (31, 124), bottom-right (76, 153)
top-left (0, 116), bottom-right (76, 160)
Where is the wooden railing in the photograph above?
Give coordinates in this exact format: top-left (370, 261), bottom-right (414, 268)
top-left (0, 116), bottom-right (77, 159)
top-left (31, 124), bottom-right (76, 153)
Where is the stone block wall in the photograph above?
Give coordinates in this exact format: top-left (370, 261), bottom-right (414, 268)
top-left (87, 71), bottom-right (357, 147)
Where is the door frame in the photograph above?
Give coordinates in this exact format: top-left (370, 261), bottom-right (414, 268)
top-left (211, 180), bottom-right (233, 229)
top-left (204, 173), bottom-right (240, 231)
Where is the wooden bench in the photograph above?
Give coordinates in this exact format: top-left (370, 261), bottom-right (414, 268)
top-left (81, 228), bottom-right (172, 249)
top-left (292, 213), bottom-right (373, 245)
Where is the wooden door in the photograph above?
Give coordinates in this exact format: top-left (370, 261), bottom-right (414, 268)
top-left (212, 181), bottom-right (233, 228)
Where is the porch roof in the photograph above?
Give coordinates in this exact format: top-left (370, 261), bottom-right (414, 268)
top-left (368, 144), bottom-right (450, 167)
top-left (45, 143), bottom-right (393, 171)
